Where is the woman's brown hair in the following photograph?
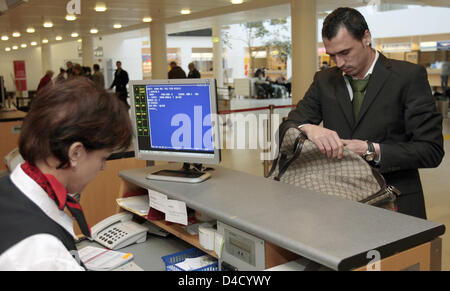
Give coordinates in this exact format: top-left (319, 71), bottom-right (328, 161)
top-left (19, 78), bottom-right (132, 168)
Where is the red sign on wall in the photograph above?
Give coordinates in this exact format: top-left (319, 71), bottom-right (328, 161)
top-left (13, 60), bottom-right (27, 91)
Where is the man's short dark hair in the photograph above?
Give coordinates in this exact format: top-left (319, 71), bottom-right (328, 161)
top-left (93, 64), bottom-right (100, 71)
top-left (322, 7), bottom-right (369, 41)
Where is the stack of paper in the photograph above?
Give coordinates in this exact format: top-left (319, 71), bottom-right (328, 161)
top-left (174, 255), bottom-right (216, 271)
top-left (78, 246), bottom-right (134, 271)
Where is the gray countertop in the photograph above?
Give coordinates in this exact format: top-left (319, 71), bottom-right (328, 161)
top-left (119, 164), bottom-right (445, 270)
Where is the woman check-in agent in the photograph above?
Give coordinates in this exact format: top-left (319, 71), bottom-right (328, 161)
top-left (0, 78), bottom-right (132, 270)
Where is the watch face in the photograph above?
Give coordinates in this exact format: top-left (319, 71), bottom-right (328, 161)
top-left (365, 153), bottom-right (375, 162)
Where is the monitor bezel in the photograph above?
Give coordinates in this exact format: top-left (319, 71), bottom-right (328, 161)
top-left (129, 78), bottom-right (221, 165)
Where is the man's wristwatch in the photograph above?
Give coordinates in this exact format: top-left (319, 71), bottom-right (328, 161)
top-left (363, 141), bottom-right (376, 162)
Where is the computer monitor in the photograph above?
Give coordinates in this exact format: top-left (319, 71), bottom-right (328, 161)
top-left (129, 79), bottom-right (221, 183)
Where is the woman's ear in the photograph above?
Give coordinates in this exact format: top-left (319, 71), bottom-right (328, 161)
top-left (68, 142), bottom-right (85, 168)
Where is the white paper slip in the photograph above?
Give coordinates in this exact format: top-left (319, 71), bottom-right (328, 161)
top-left (165, 199), bottom-right (188, 225)
top-left (116, 196), bottom-right (149, 215)
top-left (148, 189), bottom-right (168, 213)
top-left (199, 224), bottom-right (215, 250)
top-left (214, 233), bottom-right (224, 258)
top-left (78, 246), bottom-right (134, 271)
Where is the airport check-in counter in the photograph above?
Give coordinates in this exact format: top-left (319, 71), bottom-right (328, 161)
top-left (118, 164), bottom-right (445, 271)
top-left (0, 110), bottom-right (26, 170)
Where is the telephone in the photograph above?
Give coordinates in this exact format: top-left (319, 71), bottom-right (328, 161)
top-left (90, 212), bottom-right (149, 250)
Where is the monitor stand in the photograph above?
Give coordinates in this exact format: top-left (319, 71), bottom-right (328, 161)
top-left (146, 163), bottom-right (212, 184)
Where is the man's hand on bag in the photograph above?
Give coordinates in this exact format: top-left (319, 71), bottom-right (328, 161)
top-left (300, 124), bottom-right (344, 159)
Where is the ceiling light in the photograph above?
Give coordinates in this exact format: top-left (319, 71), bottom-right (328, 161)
top-left (1, 35), bottom-right (8, 41)
top-left (94, 3), bottom-right (107, 12)
top-left (77, 39), bottom-right (82, 43)
top-left (55, 36), bottom-right (63, 41)
top-left (12, 45), bottom-right (18, 50)
top-left (43, 21), bottom-right (54, 28)
top-left (26, 27), bottom-right (35, 33)
top-left (231, 0), bottom-right (244, 4)
top-left (20, 43), bottom-right (27, 48)
top-left (71, 32), bottom-right (79, 38)
top-left (42, 39), bottom-right (49, 44)
top-left (113, 24), bottom-right (122, 29)
top-left (12, 32), bottom-right (21, 37)
top-left (142, 17), bottom-right (152, 23)
top-left (66, 14), bottom-right (77, 21)
top-left (5, 47), bottom-right (11, 52)
top-left (180, 9), bottom-right (191, 15)
top-left (90, 28), bottom-right (99, 34)
top-left (31, 41), bottom-right (38, 46)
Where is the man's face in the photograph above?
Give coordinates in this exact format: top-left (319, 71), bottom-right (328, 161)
top-left (116, 62), bottom-right (122, 69)
top-left (323, 26), bottom-right (372, 78)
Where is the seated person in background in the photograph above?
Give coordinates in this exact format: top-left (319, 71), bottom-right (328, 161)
top-left (168, 61), bottom-right (187, 79)
top-left (0, 78), bottom-right (132, 270)
top-left (255, 71), bottom-right (275, 98)
top-left (275, 73), bottom-right (291, 97)
top-left (37, 70), bottom-right (54, 92)
top-left (267, 76), bottom-right (285, 98)
top-left (187, 62), bottom-right (201, 79)
top-left (254, 68), bottom-right (264, 78)
top-left (320, 61), bottom-right (330, 71)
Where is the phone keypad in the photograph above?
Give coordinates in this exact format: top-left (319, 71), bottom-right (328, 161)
top-left (99, 227), bottom-right (129, 246)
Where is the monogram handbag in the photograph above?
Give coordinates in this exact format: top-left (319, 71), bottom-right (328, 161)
top-left (266, 120), bottom-right (400, 210)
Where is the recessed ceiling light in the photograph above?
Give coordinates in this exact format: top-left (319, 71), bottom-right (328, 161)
top-left (20, 43), bottom-right (27, 48)
top-left (71, 32), bottom-right (79, 38)
top-left (1, 35), bottom-right (8, 41)
top-left (12, 45), bottom-right (18, 50)
top-left (26, 27), bottom-right (35, 33)
top-left (42, 39), bottom-right (49, 44)
top-left (43, 21), bottom-right (54, 28)
top-left (55, 36), bottom-right (63, 41)
top-left (94, 3), bottom-right (107, 12)
top-left (231, 0), bottom-right (244, 4)
top-left (90, 28), bottom-right (99, 34)
top-left (66, 14), bottom-right (77, 21)
top-left (12, 32), bottom-right (21, 37)
top-left (31, 41), bottom-right (38, 46)
top-left (142, 17), bottom-right (152, 23)
top-left (113, 24), bottom-right (122, 29)
top-left (5, 47), bottom-right (11, 52)
top-left (180, 9), bottom-right (191, 15)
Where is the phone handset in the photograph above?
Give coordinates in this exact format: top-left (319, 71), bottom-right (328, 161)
top-left (90, 212), bottom-right (149, 250)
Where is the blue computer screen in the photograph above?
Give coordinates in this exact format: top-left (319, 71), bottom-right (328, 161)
top-left (134, 83), bottom-right (214, 153)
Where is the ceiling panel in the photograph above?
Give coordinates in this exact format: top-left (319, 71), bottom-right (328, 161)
top-left (0, 0), bottom-right (448, 51)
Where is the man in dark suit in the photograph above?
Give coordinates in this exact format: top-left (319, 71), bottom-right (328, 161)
top-left (288, 7), bottom-right (444, 219)
top-left (168, 61), bottom-right (187, 79)
top-left (110, 61), bottom-right (129, 106)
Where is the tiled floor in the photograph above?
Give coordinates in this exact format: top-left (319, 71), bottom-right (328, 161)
top-left (218, 99), bottom-right (450, 270)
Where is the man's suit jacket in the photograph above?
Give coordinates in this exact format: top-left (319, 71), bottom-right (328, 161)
top-left (288, 53), bottom-right (444, 218)
top-left (111, 69), bottom-right (129, 93)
